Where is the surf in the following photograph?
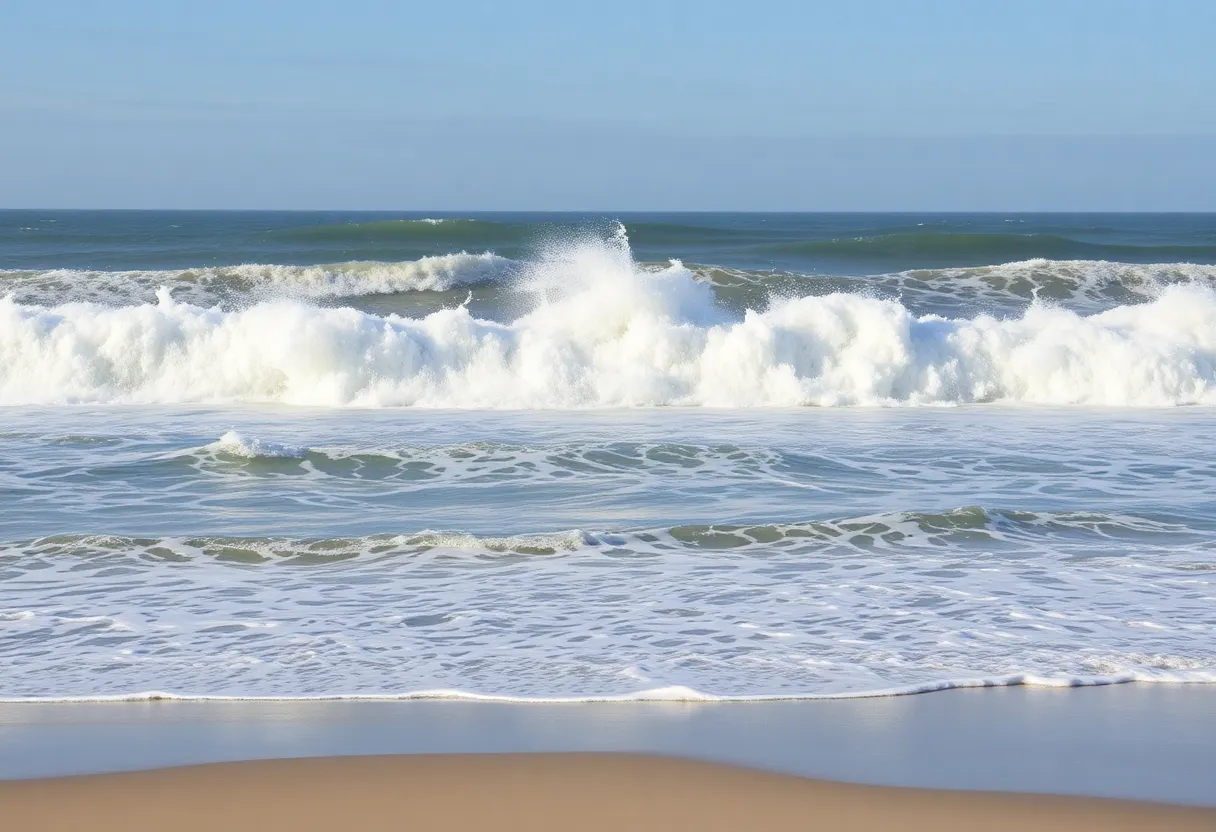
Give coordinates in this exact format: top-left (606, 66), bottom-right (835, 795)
top-left (1, 229), bottom-right (1214, 407)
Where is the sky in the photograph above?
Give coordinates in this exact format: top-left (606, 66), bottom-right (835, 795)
top-left (2, 0), bottom-right (1214, 210)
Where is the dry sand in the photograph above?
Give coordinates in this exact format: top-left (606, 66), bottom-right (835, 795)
top-left (2, 753), bottom-right (1212, 831)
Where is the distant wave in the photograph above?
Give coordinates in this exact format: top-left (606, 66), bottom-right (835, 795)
top-left (697, 258), bottom-right (1216, 315)
top-left (7, 254), bottom-right (1212, 317)
top-left (275, 217), bottom-right (758, 246)
top-left (278, 218), bottom-right (528, 244)
top-left (895, 258), bottom-right (1216, 303)
top-left (2, 231), bottom-right (1215, 408)
top-left (0, 252), bottom-right (514, 306)
top-left (766, 231), bottom-right (1216, 265)
top-left (274, 220), bottom-right (1216, 264)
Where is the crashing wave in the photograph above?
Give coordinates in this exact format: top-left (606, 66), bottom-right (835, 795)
top-left (1, 231), bottom-right (1214, 407)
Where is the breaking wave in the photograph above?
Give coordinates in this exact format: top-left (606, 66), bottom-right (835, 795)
top-left (765, 230), bottom-right (1216, 265)
top-left (868, 258), bottom-right (1216, 312)
top-left (697, 258), bottom-right (1216, 317)
top-left (2, 230), bottom-right (1215, 407)
top-left (0, 252), bottom-right (513, 306)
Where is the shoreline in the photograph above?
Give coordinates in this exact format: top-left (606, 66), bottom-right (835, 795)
top-left (3, 675), bottom-right (1214, 704)
top-left (3, 753), bottom-right (1213, 831)
top-left (3, 684), bottom-right (1213, 807)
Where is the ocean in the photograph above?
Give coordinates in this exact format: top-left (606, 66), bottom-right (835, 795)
top-left (1, 211), bottom-right (1214, 700)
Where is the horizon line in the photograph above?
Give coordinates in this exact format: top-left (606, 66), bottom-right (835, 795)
top-left (5, 208), bottom-right (1216, 215)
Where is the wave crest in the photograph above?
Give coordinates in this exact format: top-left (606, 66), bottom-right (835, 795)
top-left (208, 430), bottom-right (307, 459)
top-left (2, 232), bottom-right (1215, 408)
top-left (10, 508), bottom-right (1206, 563)
top-left (0, 252), bottom-right (513, 307)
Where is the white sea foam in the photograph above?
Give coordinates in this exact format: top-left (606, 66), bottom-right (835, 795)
top-left (2, 507), bottom-right (1212, 700)
top-left (0, 252), bottom-right (512, 306)
top-left (893, 258), bottom-right (1216, 313)
top-left (208, 430), bottom-right (307, 459)
top-left (1, 231), bottom-right (1214, 407)
top-left (703, 258), bottom-right (1216, 310)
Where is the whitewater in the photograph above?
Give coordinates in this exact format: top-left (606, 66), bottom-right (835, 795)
top-left (2, 229), bottom-right (1215, 407)
top-left (2, 211), bottom-right (1215, 702)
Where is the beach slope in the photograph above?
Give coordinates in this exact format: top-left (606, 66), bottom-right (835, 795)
top-left (3, 753), bottom-right (1212, 831)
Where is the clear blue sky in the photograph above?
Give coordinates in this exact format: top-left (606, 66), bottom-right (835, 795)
top-left (2, 0), bottom-right (1214, 210)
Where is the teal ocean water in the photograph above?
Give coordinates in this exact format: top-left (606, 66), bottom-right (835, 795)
top-left (1, 211), bottom-right (1214, 699)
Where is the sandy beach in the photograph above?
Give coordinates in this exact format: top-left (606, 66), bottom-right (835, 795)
top-left (3, 753), bottom-right (1213, 832)
top-left (6, 1), bottom-right (1216, 827)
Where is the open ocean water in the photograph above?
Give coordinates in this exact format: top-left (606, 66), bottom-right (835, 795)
top-left (1, 211), bottom-right (1215, 700)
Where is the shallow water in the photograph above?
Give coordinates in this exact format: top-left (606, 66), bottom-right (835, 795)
top-left (1, 212), bottom-right (1214, 699)
top-left (2, 407), bottom-right (1213, 699)
top-left (4, 688), bottom-right (1215, 806)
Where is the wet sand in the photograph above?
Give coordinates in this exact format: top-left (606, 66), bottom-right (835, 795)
top-left (3, 684), bottom-right (1214, 806)
top-left (4, 753), bottom-right (1214, 832)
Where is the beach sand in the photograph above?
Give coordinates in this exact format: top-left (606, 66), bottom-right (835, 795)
top-left (3, 753), bottom-right (1213, 831)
